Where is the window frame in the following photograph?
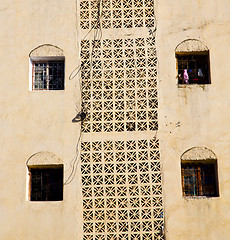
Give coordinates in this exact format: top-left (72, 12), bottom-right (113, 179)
top-left (181, 160), bottom-right (219, 197)
top-left (28, 164), bottom-right (64, 202)
top-left (176, 51), bottom-right (211, 85)
top-left (29, 56), bottom-right (65, 91)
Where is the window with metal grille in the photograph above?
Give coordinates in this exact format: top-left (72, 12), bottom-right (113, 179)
top-left (29, 166), bottom-right (63, 201)
top-left (181, 161), bottom-right (218, 197)
top-left (176, 52), bottom-right (210, 84)
top-left (32, 60), bottom-right (64, 90)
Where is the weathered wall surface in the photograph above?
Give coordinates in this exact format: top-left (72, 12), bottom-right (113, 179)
top-left (0, 0), bottom-right (230, 239)
top-left (0, 0), bottom-right (82, 239)
top-left (156, 0), bottom-right (230, 239)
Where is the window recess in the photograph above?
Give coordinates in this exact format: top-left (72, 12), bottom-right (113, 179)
top-left (32, 60), bottom-right (64, 90)
top-left (176, 52), bottom-right (210, 85)
top-left (181, 161), bottom-right (218, 197)
top-left (29, 165), bottom-right (63, 201)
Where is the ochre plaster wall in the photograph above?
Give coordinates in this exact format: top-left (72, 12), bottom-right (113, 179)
top-left (156, 0), bottom-right (230, 239)
top-left (0, 0), bottom-right (230, 239)
top-left (0, 0), bottom-right (82, 239)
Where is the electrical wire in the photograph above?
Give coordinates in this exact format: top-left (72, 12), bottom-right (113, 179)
top-left (63, 131), bottom-right (82, 185)
top-left (65, 0), bottom-right (103, 185)
top-left (65, 0), bottom-right (158, 185)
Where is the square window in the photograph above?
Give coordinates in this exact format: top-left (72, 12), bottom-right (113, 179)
top-left (176, 52), bottom-right (210, 84)
top-left (29, 165), bottom-right (63, 201)
top-left (31, 59), bottom-right (64, 90)
top-left (181, 161), bottom-right (218, 197)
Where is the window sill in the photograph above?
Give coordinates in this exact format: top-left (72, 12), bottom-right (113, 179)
top-left (183, 195), bottom-right (219, 200)
top-left (177, 84), bottom-right (210, 89)
top-left (28, 90), bottom-right (65, 93)
top-left (26, 200), bottom-right (64, 208)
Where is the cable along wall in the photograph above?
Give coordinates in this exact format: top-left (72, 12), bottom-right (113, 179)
top-left (79, 0), bottom-right (164, 239)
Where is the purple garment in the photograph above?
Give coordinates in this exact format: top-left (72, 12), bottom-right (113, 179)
top-left (183, 69), bottom-right (189, 84)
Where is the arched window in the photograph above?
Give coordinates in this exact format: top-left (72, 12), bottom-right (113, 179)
top-left (29, 44), bottom-right (65, 91)
top-left (181, 147), bottom-right (219, 197)
top-left (27, 152), bottom-right (63, 201)
top-left (175, 39), bottom-right (210, 85)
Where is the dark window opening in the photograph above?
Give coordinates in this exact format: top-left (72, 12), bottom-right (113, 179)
top-left (32, 60), bottom-right (64, 90)
top-left (29, 166), bottom-right (63, 201)
top-left (176, 52), bottom-right (210, 84)
top-left (181, 161), bottom-right (218, 197)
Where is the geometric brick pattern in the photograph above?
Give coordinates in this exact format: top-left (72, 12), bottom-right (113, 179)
top-left (80, 0), bottom-right (155, 30)
top-left (80, 0), bottom-right (163, 238)
top-left (81, 139), bottom-right (164, 240)
top-left (81, 37), bottom-right (158, 133)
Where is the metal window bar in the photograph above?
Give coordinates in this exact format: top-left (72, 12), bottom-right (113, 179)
top-left (182, 163), bottom-right (217, 197)
top-left (32, 61), bottom-right (64, 90)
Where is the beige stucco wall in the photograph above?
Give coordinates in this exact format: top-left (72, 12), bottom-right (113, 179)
top-left (0, 0), bottom-right (82, 239)
top-left (0, 0), bottom-right (230, 239)
top-left (156, 0), bottom-right (230, 239)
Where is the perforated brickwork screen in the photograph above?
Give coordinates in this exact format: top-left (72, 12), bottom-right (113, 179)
top-left (80, 0), bottom-right (155, 30)
top-left (81, 139), bottom-right (163, 240)
top-left (79, 0), bottom-right (163, 238)
top-left (81, 37), bottom-right (158, 133)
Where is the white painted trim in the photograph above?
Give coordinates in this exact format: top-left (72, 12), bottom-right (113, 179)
top-left (25, 167), bottom-right (30, 201)
top-left (29, 56), bottom-right (65, 91)
top-left (29, 58), bottom-right (33, 91)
